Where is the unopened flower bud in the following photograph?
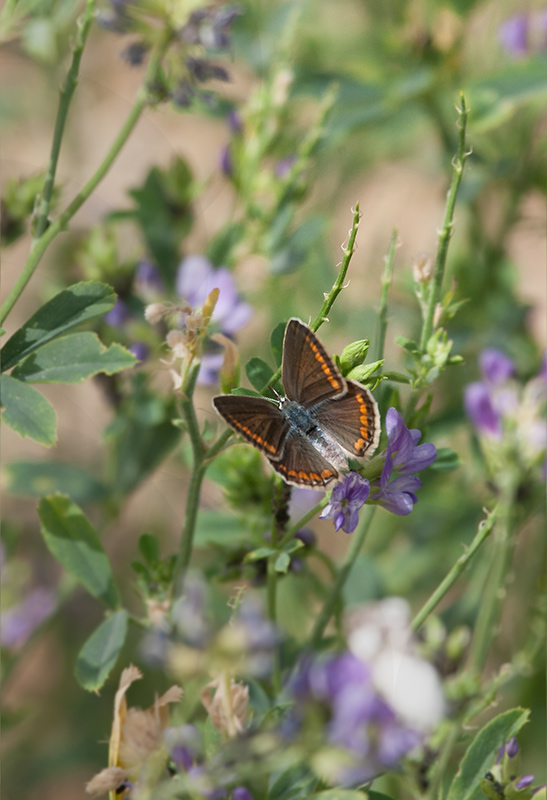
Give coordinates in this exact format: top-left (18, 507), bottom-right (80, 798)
top-left (202, 287), bottom-right (220, 325)
top-left (211, 333), bottom-right (240, 394)
top-left (346, 359), bottom-right (383, 383)
top-left (339, 339), bottom-right (370, 373)
top-left (166, 330), bottom-right (189, 360)
top-left (201, 676), bottom-right (249, 737)
top-left (145, 302), bottom-right (168, 325)
top-left (413, 253), bottom-right (434, 283)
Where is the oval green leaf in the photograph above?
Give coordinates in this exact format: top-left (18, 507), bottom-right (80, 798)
top-left (446, 708), bottom-right (530, 800)
top-left (4, 460), bottom-right (107, 503)
top-left (1, 281), bottom-right (117, 371)
top-left (38, 495), bottom-right (120, 609)
top-left (246, 357), bottom-right (274, 392)
top-left (0, 374), bottom-right (57, 446)
top-left (11, 332), bottom-right (136, 383)
top-left (75, 610), bottom-right (128, 691)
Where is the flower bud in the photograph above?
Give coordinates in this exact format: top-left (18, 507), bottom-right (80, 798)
top-left (339, 339), bottom-right (370, 374)
top-left (145, 302), bottom-right (169, 325)
top-left (413, 253), bottom-right (433, 283)
top-left (211, 333), bottom-right (240, 394)
top-left (346, 359), bottom-right (383, 383)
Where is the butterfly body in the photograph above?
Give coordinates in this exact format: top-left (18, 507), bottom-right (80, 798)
top-left (213, 319), bottom-right (380, 488)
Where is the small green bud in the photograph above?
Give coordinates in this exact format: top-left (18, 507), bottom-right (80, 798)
top-left (346, 359), bottom-right (383, 383)
top-left (211, 333), bottom-right (241, 395)
top-left (339, 339), bottom-right (370, 373)
top-left (446, 625), bottom-right (471, 661)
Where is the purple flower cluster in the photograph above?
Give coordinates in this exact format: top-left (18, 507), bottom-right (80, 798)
top-left (287, 651), bottom-right (420, 786)
top-left (491, 737), bottom-right (546, 797)
top-left (498, 9), bottom-right (547, 59)
top-left (370, 408), bottom-right (437, 516)
top-left (464, 350), bottom-right (547, 474)
top-left (164, 725), bottom-right (254, 800)
top-left (1, 587), bottom-right (57, 651)
top-left (176, 254), bottom-right (252, 385)
top-left (320, 473), bottom-right (370, 533)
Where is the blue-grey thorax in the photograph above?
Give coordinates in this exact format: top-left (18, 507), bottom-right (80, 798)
top-left (280, 399), bottom-right (349, 471)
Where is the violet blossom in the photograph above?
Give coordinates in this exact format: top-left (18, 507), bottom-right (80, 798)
top-left (176, 255), bottom-right (252, 385)
top-left (287, 651), bottom-right (420, 786)
top-left (370, 408), bottom-right (437, 516)
top-left (1, 587), bottom-right (57, 650)
top-left (319, 472), bottom-right (370, 533)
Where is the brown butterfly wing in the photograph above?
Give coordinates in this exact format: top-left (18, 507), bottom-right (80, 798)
top-left (213, 395), bottom-right (290, 461)
top-left (282, 319), bottom-right (346, 406)
top-left (270, 430), bottom-right (339, 488)
top-left (312, 379), bottom-right (380, 459)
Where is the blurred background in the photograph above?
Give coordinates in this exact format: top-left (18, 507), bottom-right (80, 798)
top-left (1, 0), bottom-right (546, 796)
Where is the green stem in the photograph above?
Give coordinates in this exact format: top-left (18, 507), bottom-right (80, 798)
top-left (374, 228), bottom-right (398, 363)
top-left (0, 34), bottom-right (171, 326)
top-left (469, 480), bottom-right (518, 672)
top-left (411, 506), bottom-right (498, 631)
top-left (308, 505), bottom-right (376, 649)
top-left (261, 204), bottom-right (362, 393)
top-left (419, 94), bottom-right (470, 353)
top-left (32, 0), bottom-right (96, 242)
top-left (173, 364), bottom-right (207, 587)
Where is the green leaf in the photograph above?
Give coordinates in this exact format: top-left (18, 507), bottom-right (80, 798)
top-left (315, 792), bottom-right (369, 800)
top-left (268, 764), bottom-right (316, 800)
top-left (275, 551), bottom-right (291, 573)
top-left (128, 157), bottom-right (193, 286)
top-left (270, 322), bottom-right (287, 368)
top-left (38, 495), bottom-right (120, 609)
top-left (75, 610), bottom-right (128, 691)
top-left (0, 375), bottom-right (57, 446)
top-left (446, 708), bottom-right (530, 800)
top-left (11, 332), bottom-right (136, 383)
top-left (138, 533), bottom-right (159, 564)
top-left (430, 447), bottom-right (461, 472)
top-left (396, 336), bottom-right (420, 355)
top-left (105, 380), bottom-right (182, 496)
top-left (246, 357), bottom-right (274, 392)
top-left (194, 510), bottom-right (245, 547)
top-left (1, 281), bottom-right (117, 371)
top-left (3, 461), bottom-right (107, 503)
top-left (231, 387), bottom-right (263, 397)
top-left (244, 546), bottom-right (276, 563)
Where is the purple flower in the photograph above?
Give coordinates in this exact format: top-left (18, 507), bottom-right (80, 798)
top-left (220, 145), bottom-right (233, 177)
top-left (370, 409), bottom-right (436, 516)
top-left (1, 587), bottom-right (56, 650)
top-left (128, 341), bottom-right (149, 362)
top-left (104, 298), bottom-right (130, 328)
top-left (498, 14), bottom-right (529, 57)
top-left (176, 255), bottom-right (252, 336)
top-left (319, 473), bottom-right (370, 533)
top-left (232, 788), bottom-right (254, 800)
top-left (275, 156), bottom-right (296, 179)
top-left (288, 652), bottom-right (420, 786)
top-left (134, 259), bottom-right (163, 297)
top-left (516, 776), bottom-right (535, 790)
top-left (164, 724), bottom-right (202, 772)
top-left (465, 382), bottom-right (501, 438)
top-left (198, 352), bottom-right (225, 385)
top-left (480, 349), bottom-right (515, 385)
top-left (506, 737), bottom-right (520, 759)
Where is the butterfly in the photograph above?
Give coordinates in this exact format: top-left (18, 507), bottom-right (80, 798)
top-left (213, 318), bottom-right (380, 488)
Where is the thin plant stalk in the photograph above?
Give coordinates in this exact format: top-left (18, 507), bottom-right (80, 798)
top-left (419, 94), bottom-right (470, 352)
top-left (411, 505), bottom-right (498, 631)
top-left (261, 204), bottom-right (362, 393)
top-left (469, 479), bottom-right (518, 672)
top-left (374, 228), bottom-right (398, 363)
top-left (0, 33), bottom-right (171, 325)
top-left (32, 0), bottom-right (96, 243)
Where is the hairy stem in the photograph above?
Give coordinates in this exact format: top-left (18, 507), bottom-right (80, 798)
top-left (32, 0), bottom-right (96, 242)
top-left (419, 94), bottom-right (470, 353)
top-left (411, 506), bottom-right (498, 631)
top-left (374, 228), bottom-right (398, 363)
